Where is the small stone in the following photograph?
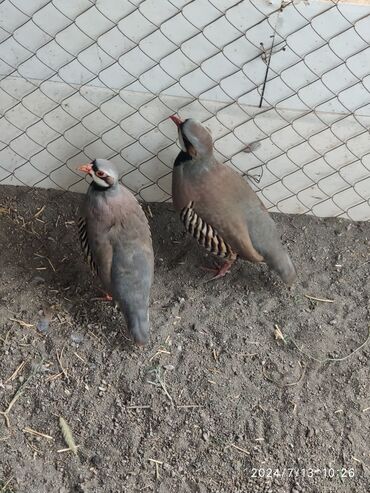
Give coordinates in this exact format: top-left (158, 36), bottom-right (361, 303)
top-left (32, 276), bottom-right (45, 285)
top-left (90, 455), bottom-right (102, 467)
top-left (36, 317), bottom-right (50, 333)
top-left (70, 332), bottom-right (84, 344)
top-left (305, 428), bottom-right (314, 439)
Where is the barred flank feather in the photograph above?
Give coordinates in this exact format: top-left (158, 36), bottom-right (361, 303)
top-left (180, 202), bottom-right (236, 260)
top-left (78, 217), bottom-right (97, 274)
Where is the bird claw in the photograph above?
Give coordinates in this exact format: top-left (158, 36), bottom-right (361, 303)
top-left (91, 293), bottom-right (113, 302)
top-left (200, 260), bottom-right (234, 283)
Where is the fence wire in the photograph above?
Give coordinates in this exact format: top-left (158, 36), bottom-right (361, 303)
top-left (0, 0), bottom-right (370, 220)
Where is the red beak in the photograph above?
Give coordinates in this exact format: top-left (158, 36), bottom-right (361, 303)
top-left (78, 163), bottom-right (93, 174)
top-left (170, 115), bottom-right (183, 127)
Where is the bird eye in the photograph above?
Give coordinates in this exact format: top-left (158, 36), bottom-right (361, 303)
top-left (96, 170), bottom-right (105, 178)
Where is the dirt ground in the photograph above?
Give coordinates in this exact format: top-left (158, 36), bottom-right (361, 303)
top-left (0, 185), bottom-right (369, 493)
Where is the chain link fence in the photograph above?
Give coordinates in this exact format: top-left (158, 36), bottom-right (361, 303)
top-left (0, 0), bottom-right (369, 220)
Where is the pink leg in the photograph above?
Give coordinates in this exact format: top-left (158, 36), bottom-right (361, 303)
top-left (92, 286), bottom-right (113, 302)
top-left (200, 259), bottom-right (235, 282)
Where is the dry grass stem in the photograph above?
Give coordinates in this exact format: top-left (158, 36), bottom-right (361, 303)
top-left (46, 372), bottom-right (64, 383)
top-left (262, 362), bottom-right (306, 388)
top-left (148, 459), bottom-right (163, 480)
top-left (33, 205), bottom-right (46, 219)
top-left (126, 405), bottom-right (151, 409)
top-left (147, 367), bottom-right (173, 405)
top-left (0, 359), bottom-right (42, 427)
top-left (34, 253), bottom-right (56, 272)
top-left (212, 348), bottom-right (219, 362)
top-left (57, 445), bottom-right (81, 454)
top-left (304, 294), bottom-right (334, 303)
top-left (149, 349), bottom-right (171, 362)
top-left (59, 417), bottom-right (78, 455)
top-left (23, 427), bottom-right (54, 440)
top-left (228, 443), bottom-right (250, 455)
top-left (291, 325), bottom-right (370, 363)
top-left (274, 324), bottom-right (287, 344)
top-left (0, 476), bottom-right (14, 492)
top-left (5, 360), bottom-right (26, 383)
top-left (56, 346), bottom-right (68, 379)
top-left (177, 404), bottom-right (202, 409)
top-left (9, 318), bottom-right (34, 328)
top-left (73, 351), bottom-right (86, 363)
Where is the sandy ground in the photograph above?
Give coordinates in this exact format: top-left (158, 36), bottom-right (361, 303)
top-left (0, 185), bottom-right (369, 493)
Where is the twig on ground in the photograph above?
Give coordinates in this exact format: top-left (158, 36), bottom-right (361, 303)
top-left (0, 359), bottom-right (43, 427)
top-left (176, 404), bottom-right (202, 409)
top-left (0, 476), bottom-right (14, 492)
top-left (274, 324), bottom-right (287, 344)
top-left (23, 427), bottom-right (54, 440)
top-left (262, 361), bottom-right (306, 388)
top-left (33, 205), bottom-right (46, 219)
top-left (147, 367), bottom-right (174, 405)
top-left (5, 360), bottom-right (26, 383)
top-left (291, 325), bottom-right (370, 363)
top-left (56, 346), bottom-right (68, 379)
top-left (9, 318), bottom-right (34, 328)
top-left (126, 405), bottom-right (151, 410)
top-left (148, 459), bottom-right (163, 479)
top-left (228, 443), bottom-right (250, 455)
top-left (304, 294), bottom-right (334, 303)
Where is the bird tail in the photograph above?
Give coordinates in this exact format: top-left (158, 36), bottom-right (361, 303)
top-left (124, 307), bottom-right (150, 346)
top-left (111, 244), bottom-right (153, 346)
top-left (246, 209), bottom-right (296, 285)
top-left (264, 248), bottom-right (296, 286)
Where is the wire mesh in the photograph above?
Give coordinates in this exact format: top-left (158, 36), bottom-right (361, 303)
top-left (0, 0), bottom-right (369, 220)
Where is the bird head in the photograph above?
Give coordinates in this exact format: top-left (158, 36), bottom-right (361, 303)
top-left (170, 116), bottom-right (213, 159)
top-left (78, 159), bottom-right (119, 188)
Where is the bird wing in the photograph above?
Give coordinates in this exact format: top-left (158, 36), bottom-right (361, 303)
top-left (177, 163), bottom-right (296, 283)
top-left (174, 163), bottom-right (264, 262)
top-left (179, 200), bottom-right (236, 260)
top-left (109, 210), bottom-right (154, 344)
top-left (78, 216), bottom-right (98, 275)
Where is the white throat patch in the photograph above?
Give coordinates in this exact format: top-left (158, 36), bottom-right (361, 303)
top-left (91, 174), bottom-right (109, 188)
top-left (178, 131), bottom-right (187, 152)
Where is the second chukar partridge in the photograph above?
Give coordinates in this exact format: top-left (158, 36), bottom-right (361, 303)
top-left (170, 116), bottom-right (296, 285)
top-left (78, 159), bottom-right (154, 345)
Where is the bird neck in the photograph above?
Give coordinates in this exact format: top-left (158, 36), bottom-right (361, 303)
top-left (174, 150), bottom-right (192, 167)
top-left (91, 181), bottom-right (117, 193)
top-left (175, 150), bottom-right (214, 169)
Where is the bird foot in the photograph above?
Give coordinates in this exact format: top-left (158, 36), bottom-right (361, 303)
top-left (200, 260), bottom-right (234, 282)
top-left (91, 293), bottom-right (113, 302)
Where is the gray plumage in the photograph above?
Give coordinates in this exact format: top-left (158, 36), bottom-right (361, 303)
top-left (79, 159), bottom-right (154, 345)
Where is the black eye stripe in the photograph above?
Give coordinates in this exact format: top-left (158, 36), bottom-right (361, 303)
top-left (182, 133), bottom-right (192, 148)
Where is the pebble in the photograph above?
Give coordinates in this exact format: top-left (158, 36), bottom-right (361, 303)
top-left (202, 431), bottom-right (209, 442)
top-left (70, 332), bottom-right (84, 344)
top-left (36, 317), bottom-right (50, 333)
top-left (32, 276), bottom-right (45, 285)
